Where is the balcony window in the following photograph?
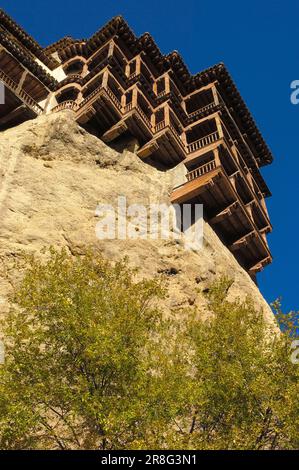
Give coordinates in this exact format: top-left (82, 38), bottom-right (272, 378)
top-left (56, 87), bottom-right (79, 104)
top-left (140, 62), bottom-right (153, 86)
top-left (82, 75), bottom-right (103, 99)
top-left (156, 77), bottom-right (166, 95)
top-left (63, 60), bottom-right (84, 76)
top-left (88, 44), bottom-right (109, 71)
top-left (219, 147), bottom-right (238, 176)
top-left (186, 89), bottom-right (214, 116)
top-left (107, 75), bottom-right (122, 102)
top-left (186, 119), bottom-right (220, 154)
top-left (113, 47), bottom-right (126, 72)
top-left (137, 93), bottom-right (151, 121)
top-left (128, 59), bottom-right (136, 77)
top-left (169, 111), bottom-right (181, 136)
top-left (185, 151), bottom-right (217, 182)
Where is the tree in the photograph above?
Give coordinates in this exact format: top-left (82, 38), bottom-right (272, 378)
top-left (0, 248), bottom-right (175, 450)
top-left (165, 279), bottom-right (299, 450)
top-left (0, 251), bottom-right (299, 450)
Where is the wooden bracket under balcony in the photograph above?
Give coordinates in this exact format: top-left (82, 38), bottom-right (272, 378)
top-left (209, 201), bottom-right (240, 225)
top-left (137, 140), bottom-right (159, 159)
top-left (260, 225), bottom-right (272, 235)
top-left (229, 230), bottom-right (256, 252)
top-left (102, 120), bottom-right (128, 143)
top-left (249, 256), bottom-right (272, 275)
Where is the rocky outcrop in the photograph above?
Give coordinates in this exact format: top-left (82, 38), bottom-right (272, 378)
top-left (0, 111), bottom-right (275, 324)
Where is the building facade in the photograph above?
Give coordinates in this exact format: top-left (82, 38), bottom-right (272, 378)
top-left (0, 9), bottom-right (273, 279)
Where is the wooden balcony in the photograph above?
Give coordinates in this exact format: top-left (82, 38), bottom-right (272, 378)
top-left (75, 84), bottom-right (123, 132)
top-left (187, 131), bottom-right (220, 154)
top-left (0, 69), bottom-right (44, 129)
top-left (124, 102), bottom-right (152, 133)
top-left (137, 120), bottom-right (186, 166)
top-left (171, 159), bottom-right (272, 277)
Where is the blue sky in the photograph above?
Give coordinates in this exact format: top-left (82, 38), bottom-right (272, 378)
top-left (1, 0), bottom-right (298, 312)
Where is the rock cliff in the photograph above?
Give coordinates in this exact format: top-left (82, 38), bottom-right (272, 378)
top-left (0, 111), bottom-right (274, 323)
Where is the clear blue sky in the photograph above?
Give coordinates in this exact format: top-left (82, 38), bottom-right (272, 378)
top-left (1, 0), bottom-right (298, 312)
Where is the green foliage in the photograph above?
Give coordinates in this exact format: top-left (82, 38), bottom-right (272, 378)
top-left (0, 249), bottom-right (171, 449)
top-left (0, 250), bottom-right (298, 450)
top-left (173, 278), bottom-right (299, 450)
top-left (272, 299), bottom-right (299, 336)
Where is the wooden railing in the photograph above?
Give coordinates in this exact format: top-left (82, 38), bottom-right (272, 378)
top-left (0, 69), bottom-right (43, 115)
top-left (169, 124), bottom-right (185, 151)
top-left (156, 90), bottom-right (167, 99)
top-left (77, 85), bottom-right (121, 111)
top-left (127, 71), bottom-right (137, 80)
top-left (51, 100), bottom-right (79, 113)
top-left (136, 104), bottom-right (152, 129)
top-left (79, 85), bottom-right (103, 108)
top-left (105, 86), bottom-right (122, 110)
top-left (124, 102), bottom-right (133, 113)
top-left (187, 89), bottom-right (224, 118)
top-left (154, 121), bottom-right (166, 132)
top-left (186, 160), bottom-right (217, 182)
top-left (187, 131), bottom-right (220, 154)
top-left (188, 102), bottom-right (216, 118)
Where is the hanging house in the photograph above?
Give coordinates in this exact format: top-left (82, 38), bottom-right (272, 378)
top-left (0, 9), bottom-right (273, 279)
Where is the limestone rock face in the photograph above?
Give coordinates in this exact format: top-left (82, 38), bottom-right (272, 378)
top-left (0, 111), bottom-right (275, 324)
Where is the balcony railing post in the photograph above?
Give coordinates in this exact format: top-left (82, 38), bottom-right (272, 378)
top-left (136, 55), bottom-right (141, 76)
top-left (215, 115), bottom-right (224, 139)
top-left (165, 75), bottom-right (171, 94)
top-left (102, 70), bottom-right (109, 89)
top-left (132, 87), bottom-right (138, 107)
top-left (121, 94), bottom-right (126, 112)
top-left (214, 147), bottom-right (221, 166)
top-left (151, 113), bottom-right (156, 128)
top-left (212, 84), bottom-right (220, 106)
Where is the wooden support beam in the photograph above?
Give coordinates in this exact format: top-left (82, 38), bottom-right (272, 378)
top-left (164, 104), bottom-right (170, 127)
top-left (16, 70), bottom-right (28, 92)
top-left (209, 201), bottom-right (240, 225)
top-left (229, 174), bottom-right (237, 191)
top-left (132, 87), bottom-right (138, 107)
top-left (136, 55), bottom-right (141, 75)
top-left (260, 225), bottom-right (272, 235)
top-left (213, 147), bottom-right (221, 166)
top-left (249, 256), bottom-right (272, 274)
top-left (165, 75), bottom-right (171, 94)
top-left (108, 40), bottom-right (115, 58)
top-left (137, 140), bottom-right (159, 159)
top-left (245, 200), bottom-right (255, 218)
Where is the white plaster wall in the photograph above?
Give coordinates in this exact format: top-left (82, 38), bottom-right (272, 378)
top-left (35, 58), bottom-right (66, 82)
